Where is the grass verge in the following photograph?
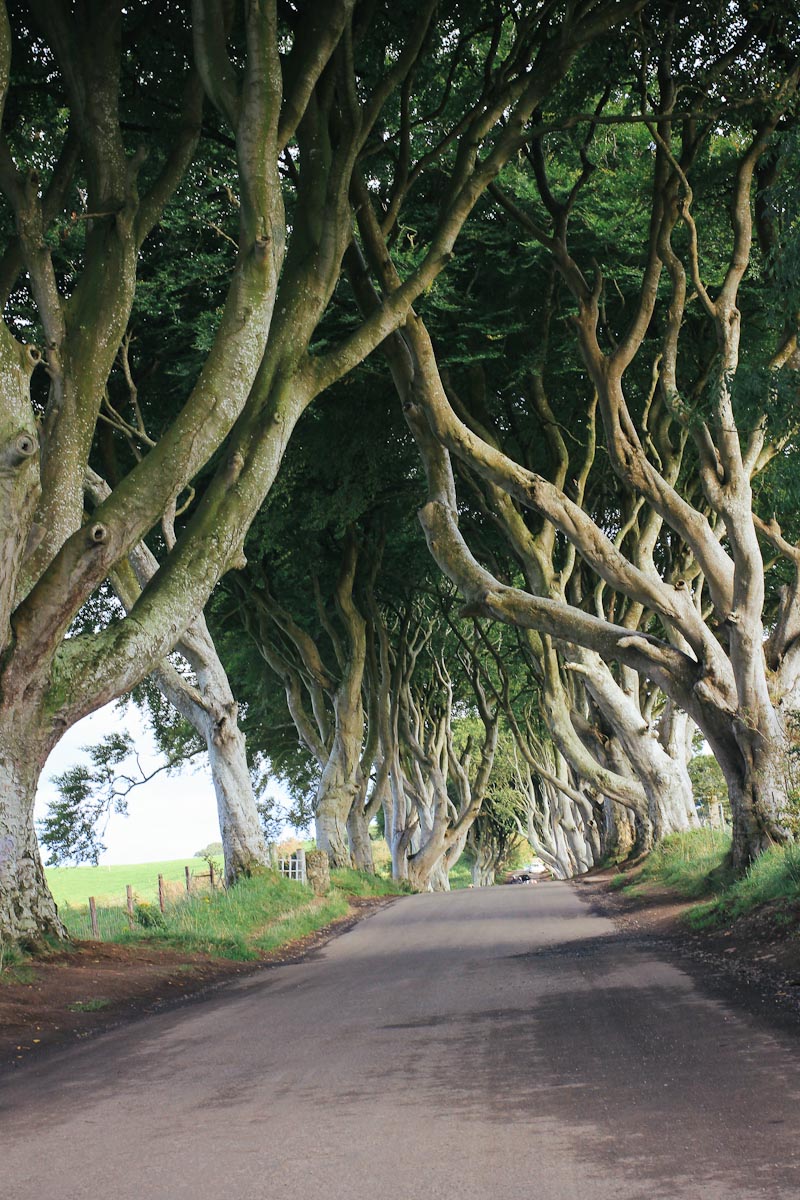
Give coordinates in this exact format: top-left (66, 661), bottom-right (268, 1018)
top-left (613, 828), bottom-right (800, 932)
top-left (614, 828), bottom-right (732, 899)
top-left (48, 866), bottom-right (404, 963)
top-left (449, 859), bottom-right (472, 890)
top-left (330, 867), bottom-right (409, 897)
top-left (687, 843), bottom-right (800, 930)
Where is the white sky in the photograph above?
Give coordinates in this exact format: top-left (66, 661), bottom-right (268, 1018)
top-left (34, 702), bottom-right (290, 865)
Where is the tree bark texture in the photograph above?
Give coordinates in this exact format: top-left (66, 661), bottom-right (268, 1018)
top-left (0, 727), bottom-right (64, 944)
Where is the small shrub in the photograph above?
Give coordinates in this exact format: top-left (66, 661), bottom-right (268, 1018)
top-left (134, 901), bottom-right (165, 929)
top-left (68, 998), bottom-right (110, 1012)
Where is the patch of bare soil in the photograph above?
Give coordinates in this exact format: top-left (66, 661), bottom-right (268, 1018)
top-left (0, 896), bottom-right (394, 1073)
top-left (574, 869), bottom-right (800, 1022)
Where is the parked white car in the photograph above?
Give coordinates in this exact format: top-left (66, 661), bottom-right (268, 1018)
top-left (525, 859), bottom-right (549, 875)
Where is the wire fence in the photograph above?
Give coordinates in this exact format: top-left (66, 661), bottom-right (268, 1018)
top-left (59, 864), bottom-right (223, 942)
top-left (59, 853), bottom-right (309, 942)
top-left (61, 904), bottom-right (133, 941)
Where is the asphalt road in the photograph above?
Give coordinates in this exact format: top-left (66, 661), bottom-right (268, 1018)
top-left (2, 882), bottom-right (800, 1199)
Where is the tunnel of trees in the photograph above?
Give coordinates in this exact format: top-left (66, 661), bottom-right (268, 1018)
top-left (0, 0), bottom-right (799, 946)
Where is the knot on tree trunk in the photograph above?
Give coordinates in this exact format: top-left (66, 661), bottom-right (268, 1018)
top-left (5, 430), bottom-right (38, 466)
top-left (254, 235), bottom-right (271, 261)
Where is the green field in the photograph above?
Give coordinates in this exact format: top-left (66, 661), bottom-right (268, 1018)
top-left (46, 857), bottom-right (224, 909)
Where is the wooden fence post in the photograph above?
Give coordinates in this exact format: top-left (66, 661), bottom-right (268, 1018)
top-left (209, 861), bottom-right (215, 889)
top-left (185, 865), bottom-right (191, 893)
top-left (158, 874), bottom-right (165, 913)
top-left (126, 885), bottom-right (134, 930)
top-left (297, 847), bottom-right (307, 885)
top-left (89, 896), bottom-right (99, 939)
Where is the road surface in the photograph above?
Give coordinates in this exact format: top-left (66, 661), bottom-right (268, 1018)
top-left (2, 882), bottom-right (800, 1199)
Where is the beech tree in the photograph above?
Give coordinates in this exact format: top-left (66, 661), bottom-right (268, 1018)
top-left (224, 565), bottom-right (505, 887)
top-left (347, 139), bottom-right (700, 861)
top-left (446, 603), bottom-right (647, 874)
top-left (233, 534), bottom-right (379, 869)
top-left (443, 368), bottom-right (699, 849)
top-left (214, 386), bottom-right (501, 885)
top-left (208, 361), bottom-right (420, 868)
top-left (0, 0), bottom-right (645, 946)
top-left (389, 7), bottom-right (800, 870)
top-left (383, 608), bottom-right (499, 891)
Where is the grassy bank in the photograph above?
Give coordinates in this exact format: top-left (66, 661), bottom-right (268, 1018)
top-left (329, 867), bottom-right (407, 897)
top-left (612, 828), bottom-right (732, 899)
top-left (687, 843), bottom-right (800, 930)
top-left (614, 828), bottom-right (800, 931)
top-left (51, 866), bottom-right (403, 962)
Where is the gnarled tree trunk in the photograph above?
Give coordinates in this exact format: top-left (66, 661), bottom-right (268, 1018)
top-left (567, 648), bottom-right (698, 842)
top-left (0, 724), bottom-right (64, 944)
top-left (315, 733), bottom-right (361, 869)
top-left (153, 652), bottom-right (268, 887)
top-left (470, 841), bottom-right (498, 887)
top-left (98, 487), bottom-right (270, 887)
top-left (346, 798), bottom-right (374, 872)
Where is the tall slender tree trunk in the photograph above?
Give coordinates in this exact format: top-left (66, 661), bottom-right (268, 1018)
top-left (315, 794), bottom-right (355, 868)
top-left (176, 630), bottom-right (269, 885)
top-left (315, 731), bottom-right (359, 868)
top-left (384, 771), bottom-right (414, 881)
top-left (406, 768), bottom-right (450, 891)
top-left (382, 699), bottom-right (416, 881)
top-left (559, 796), bottom-right (596, 874)
top-left (346, 776), bottom-right (375, 873)
top-left (200, 706), bottom-right (266, 883)
top-left (657, 703), bottom-right (698, 832)
top-left (121, 527), bottom-right (270, 886)
top-left (471, 843), bottom-right (497, 887)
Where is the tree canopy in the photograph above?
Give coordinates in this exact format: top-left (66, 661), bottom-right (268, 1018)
top-left (1, 0), bottom-right (798, 945)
